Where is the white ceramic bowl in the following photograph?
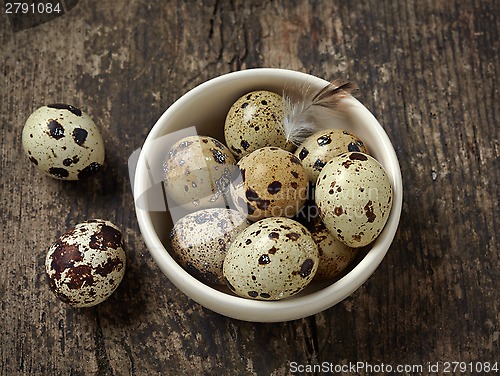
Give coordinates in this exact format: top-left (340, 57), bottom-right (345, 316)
top-left (133, 68), bottom-right (402, 322)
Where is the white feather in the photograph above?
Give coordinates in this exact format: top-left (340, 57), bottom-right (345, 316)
top-left (282, 80), bottom-right (357, 146)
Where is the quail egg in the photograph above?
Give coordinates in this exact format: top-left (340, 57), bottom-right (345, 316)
top-left (315, 152), bottom-right (393, 247)
top-left (295, 129), bottom-right (367, 183)
top-left (223, 217), bottom-right (319, 300)
top-left (163, 135), bottom-right (236, 211)
top-left (305, 216), bottom-right (358, 281)
top-left (170, 208), bottom-right (250, 284)
top-left (230, 147), bottom-right (308, 221)
top-left (224, 90), bottom-right (294, 159)
top-left (45, 219), bottom-right (126, 307)
top-left (22, 104), bottom-right (105, 180)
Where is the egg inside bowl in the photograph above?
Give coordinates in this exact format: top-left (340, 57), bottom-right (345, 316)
top-left (133, 68), bottom-right (402, 322)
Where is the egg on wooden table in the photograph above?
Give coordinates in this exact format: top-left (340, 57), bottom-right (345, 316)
top-left (22, 104), bottom-right (105, 180)
top-left (223, 217), bottom-right (319, 300)
top-left (315, 152), bottom-right (393, 247)
top-left (45, 219), bottom-right (126, 307)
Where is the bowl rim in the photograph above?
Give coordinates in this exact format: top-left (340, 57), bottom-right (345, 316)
top-left (134, 68), bottom-right (403, 322)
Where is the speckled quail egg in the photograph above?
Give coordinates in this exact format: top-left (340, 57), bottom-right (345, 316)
top-left (230, 147), bottom-right (308, 221)
top-left (170, 208), bottom-right (250, 284)
top-left (305, 216), bottom-right (358, 281)
top-left (45, 219), bottom-right (126, 307)
top-left (295, 129), bottom-right (367, 184)
top-left (163, 135), bottom-right (236, 211)
top-left (224, 90), bottom-right (294, 159)
top-left (223, 217), bottom-right (319, 300)
top-left (315, 152), bottom-right (393, 247)
top-left (22, 104), bottom-right (105, 180)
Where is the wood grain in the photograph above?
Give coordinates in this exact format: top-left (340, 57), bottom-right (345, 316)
top-left (1, 0), bottom-right (498, 374)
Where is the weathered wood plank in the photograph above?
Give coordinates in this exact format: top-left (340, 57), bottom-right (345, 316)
top-left (1, 0), bottom-right (498, 374)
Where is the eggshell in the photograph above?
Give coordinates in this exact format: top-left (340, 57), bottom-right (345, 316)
top-left (22, 104), bottom-right (105, 180)
top-left (224, 90), bottom-right (294, 159)
top-left (163, 135), bottom-right (236, 211)
top-left (230, 147), bottom-right (308, 221)
top-left (315, 152), bottom-right (393, 247)
top-left (305, 216), bottom-right (358, 281)
top-left (45, 219), bottom-right (126, 307)
top-left (223, 217), bottom-right (319, 300)
top-left (295, 129), bottom-right (367, 184)
top-left (170, 208), bottom-right (250, 284)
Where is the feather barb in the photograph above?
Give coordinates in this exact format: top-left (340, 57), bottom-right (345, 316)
top-left (282, 79), bottom-right (358, 146)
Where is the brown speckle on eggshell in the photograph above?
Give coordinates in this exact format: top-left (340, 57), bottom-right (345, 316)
top-left (22, 104), bottom-right (105, 180)
top-left (230, 147), bottom-right (308, 221)
top-left (223, 217), bottom-right (319, 300)
top-left (224, 90), bottom-right (294, 159)
top-left (305, 215), bottom-right (358, 281)
top-left (315, 152), bottom-right (393, 247)
top-left (163, 135), bottom-right (236, 211)
top-left (295, 129), bottom-right (367, 184)
top-left (45, 219), bottom-right (126, 307)
top-left (170, 208), bottom-right (250, 284)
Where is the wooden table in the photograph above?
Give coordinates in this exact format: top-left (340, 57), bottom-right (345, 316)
top-left (1, 1), bottom-right (498, 374)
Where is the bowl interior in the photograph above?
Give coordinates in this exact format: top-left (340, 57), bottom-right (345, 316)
top-left (134, 68), bottom-right (402, 322)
